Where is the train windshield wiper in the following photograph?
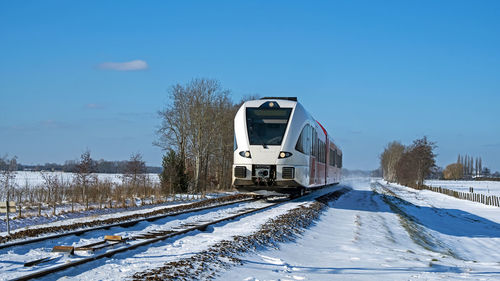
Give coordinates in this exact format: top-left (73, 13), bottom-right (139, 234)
top-left (248, 124), bottom-right (268, 148)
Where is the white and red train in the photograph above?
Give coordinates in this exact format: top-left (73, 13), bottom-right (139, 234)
top-left (232, 97), bottom-right (342, 196)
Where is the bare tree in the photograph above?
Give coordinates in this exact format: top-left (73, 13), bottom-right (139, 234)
top-left (157, 79), bottom-right (234, 195)
top-left (74, 150), bottom-right (96, 210)
top-left (95, 179), bottom-right (112, 209)
top-left (395, 137), bottom-right (436, 187)
top-left (122, 153), bottom-right (147, 205)
top-left (443, 163), bottom-right (464, 180)
top-left (380, 141), bottom-right (404, 182)
top-left (40, 171), bottom-right (61, 215)
top-left (0, 156), bottom-right (17, 234)
top-left (16, 179), bottom-right (30, 217)
top-left (35, 185), bottom-right (45, 216)
top-left (156, 84), bottom-right (191, 192)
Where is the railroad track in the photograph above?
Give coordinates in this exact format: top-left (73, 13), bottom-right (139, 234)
top-left (0, 196), bottom-right (257, 250)
top-left (11, 196), bottom-right (290, 281)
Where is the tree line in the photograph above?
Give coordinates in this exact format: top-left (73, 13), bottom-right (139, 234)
top-left (156, 78), bottom-right (252, 195)
top-left (13, 160), bottom-right (161, 174)
top-left (442, 154), bottom-right (498, 180)
top-left (380, 137), bottom-right (437, 188)
top-left (0, 151), bottom-right (170, 219)
top-left (380, 139), bottom-right (499, 183)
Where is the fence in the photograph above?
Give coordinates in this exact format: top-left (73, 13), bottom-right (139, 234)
top-left (418, 185), bottom-right (500, 207)
top-left (0, 202), bottom-right (16, 214)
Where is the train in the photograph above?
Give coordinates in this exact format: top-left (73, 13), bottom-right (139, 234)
top-left (232, 97), bottom-right (342, 196)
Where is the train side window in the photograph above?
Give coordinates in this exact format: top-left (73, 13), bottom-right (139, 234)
top-left (295, 127), bottom-right (304, 153)
top-left (295, 124), bottom-right (312, 155)
top-left (234, 133), bottom-right (238, 151)
top-left (322, 142), bottom-right (325, 163)
top-left (339, 154), bottom-right (343, 168)
top-left (302, 124), bottom-right (311, 155)
top-left (323, 142), bottom-right (326, 163)
top-left (319, 142), bottom-right (322, 162)
top-left (315, 131), bottom-right (318, 157)
top-left (312, 130), bottom-right (317, 157)
top-left (324, 143), bottom-right (326, 163)
top-left (318, 140), bottom-right (325, 163)
top-left (295, 125), bottom-right (305, 154)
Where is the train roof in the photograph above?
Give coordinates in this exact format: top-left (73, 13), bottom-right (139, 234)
top-left (243, 98), bottom-right (298, 108)
top-left (260, 97), bottom-right (297, 101)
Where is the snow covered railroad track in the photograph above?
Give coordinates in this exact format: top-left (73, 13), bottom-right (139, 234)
top-left (0, 194), bottom-right (254, 248)
top-left (6, 197), bottom-right (288, 281)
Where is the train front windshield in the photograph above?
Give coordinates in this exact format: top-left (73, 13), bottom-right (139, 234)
top-left (246, 107), bottom-right (292, 146)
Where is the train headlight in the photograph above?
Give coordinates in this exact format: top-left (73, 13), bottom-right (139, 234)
top-left (239, 151), bottom-right (251, 158)
top-left (278, 151), bottom-right (293, 159)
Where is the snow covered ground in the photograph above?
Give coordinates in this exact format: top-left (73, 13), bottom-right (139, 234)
top-left (218, 178), bottom-right (500, 280)
top-left (20, 187), bottom-right (341, 281)
top-left (2, 178), bottom-right (499, 280)
top-left (425, 179), bottom-right (500, 197)
top-left (0, 194), bottom-right (227, 235)
top-left (0, 200), bottom-right (272, 280)
top-left (0, 193), bottom-right (226, 233)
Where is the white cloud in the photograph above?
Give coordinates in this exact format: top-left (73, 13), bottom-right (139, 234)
top-left (85, 103), bottom-right (105, 109)
top-left (98, 60), bottom-right (148, 71)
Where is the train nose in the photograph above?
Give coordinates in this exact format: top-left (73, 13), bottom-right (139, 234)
top-left (248, 146), bottom-right (281, 164)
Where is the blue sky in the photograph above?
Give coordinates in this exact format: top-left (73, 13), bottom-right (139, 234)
top-left (1, 0), bottom-right (499, 171)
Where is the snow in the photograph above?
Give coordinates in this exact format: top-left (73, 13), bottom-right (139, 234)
top-left (425, 179), bottom-right (500, 197)
top-left (40, 189), bottom-right (333, 281)
top-left (218, 178), bottom-right (500, 280)
top-left (12, 171), bottom-right (160, 187)
top-left (0, 171), bottom-right (197, 232)
top-left (0, 194), bottom-right (225, 233)
top-left (0, 200), bottom-right (273, 280)
top-left (2, 178), bottom-right (500, 280)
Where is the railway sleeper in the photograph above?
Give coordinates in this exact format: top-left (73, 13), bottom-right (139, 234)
top-left (181, 223), bottom-right (201, 227)
top-left (52, 246), bottom-right (74, 255)
top-left (104, 235), bottom-right (123, 241)
top-left (94, 240), bottom-right (126, 250)
top-left (75, 240), bottom-right (107, 251)
top-left (134, 235), bottom-right (158, 239)
top-left (24, 256), bottom-right (58, 267)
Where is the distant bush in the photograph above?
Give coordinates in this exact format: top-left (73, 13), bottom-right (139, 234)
top-left (443, 163), bottom-right (463, 180)
top-left (380, 137), bottom-right (437, 188)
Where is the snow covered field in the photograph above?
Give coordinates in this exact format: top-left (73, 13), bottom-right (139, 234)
top-left (218, 178), bottom-right (500, 280)
top-left (1, 178), bottom-right (499, 280)
top-left (0, 171), bottom-right (163, 223)
top-left (425, 179), bottom-right (500, 197)
top-left (11, 171), bottom-right (160, 187)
